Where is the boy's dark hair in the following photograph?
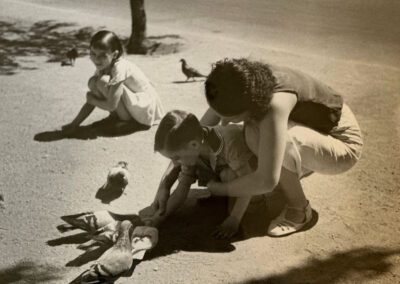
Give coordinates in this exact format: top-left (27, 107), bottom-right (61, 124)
top-left (205, 58), bottom-right (277, 120)
top-left (154, 110), bottom-right (203, 152)
top-left (90, 30), bottom-right (124, 59)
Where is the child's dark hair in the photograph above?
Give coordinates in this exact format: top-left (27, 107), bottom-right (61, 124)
top-left (205, 58), bottom-right (277, 121)
top-left (154, 110), bottom-right (203, 152)
top-left (90, 30), bottom-right (124, 59)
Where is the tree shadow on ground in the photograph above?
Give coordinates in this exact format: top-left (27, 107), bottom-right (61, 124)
top-left (34, 116), bottom-right (150, 142)
top-left (0, 261), bottom-right (64, 283)
top-left (0, 20), bottom-right (185, 75)
top-left (241, 246), bottom-right (400, 284)
top-left (0, 20), bottom-right (96, 75)
top-left (123, 34), bottom-right (185, 56)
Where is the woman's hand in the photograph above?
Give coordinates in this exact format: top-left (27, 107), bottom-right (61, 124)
top-left (207, 180), bottom-right (228, 196)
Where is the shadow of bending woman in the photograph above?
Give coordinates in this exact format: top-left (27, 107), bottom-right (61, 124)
top-left (0, 261), bottom-right (64, 284)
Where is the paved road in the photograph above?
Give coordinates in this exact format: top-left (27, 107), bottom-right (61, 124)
top-left (26, 0), bottom-right (400, 67)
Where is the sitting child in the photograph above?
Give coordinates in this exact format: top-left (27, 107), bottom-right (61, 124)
top-left (62, 30), bottom-right (164, 134)
top-left (140, 110), bottom-right (257, 239)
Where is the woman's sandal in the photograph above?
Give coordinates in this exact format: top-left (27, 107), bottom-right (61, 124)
top-left (267, 201), bottom-right (312, 237)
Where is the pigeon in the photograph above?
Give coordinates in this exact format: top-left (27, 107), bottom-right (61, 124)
top-left (180, 59), bottom-right (206, 81)
top-left (79, 220), bottom-right (135, 283)
top-left (76, 221), bottom-right (121, 251)
top-left (57, 210), bottom-right (116, 234)
top-left (0, 193), bottom-right (4, 209)
top-left (102, 161), bottom-right (130, 195)
top-left (57, 210), bottom-right (143, 251)
top-left (66, 47), bottom-right (78, 66)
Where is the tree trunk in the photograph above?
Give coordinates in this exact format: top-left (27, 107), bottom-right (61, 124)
top-left (127, 0), bottom-right (147, 54)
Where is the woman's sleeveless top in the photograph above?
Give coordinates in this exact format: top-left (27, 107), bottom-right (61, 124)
top-left (270, 65), bottom-right (343, 133)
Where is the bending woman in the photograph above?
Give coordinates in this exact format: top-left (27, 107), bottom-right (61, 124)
top-left (200, 58), bottom-right (363, 236)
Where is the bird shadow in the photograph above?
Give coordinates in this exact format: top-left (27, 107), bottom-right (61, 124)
top-left (95, 184), bottom-right (125, 204)
top-left (240, 246), bottom-right (400, 284)
top-left (172, 79), bottom-right (206, 84)
top-left (65, 245), bottom-right (111, 267)
top-left (47, 231), bottom-right (91, 247)
top-left (34, 116), bottom-right (150, 142)
top-left (0, 261), bottom-right (64, 283)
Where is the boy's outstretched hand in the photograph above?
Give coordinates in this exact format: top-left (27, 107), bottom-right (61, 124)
top-left (152, 187), bottom-right (171, 216)
top-left (213, 215), bottom-right (240, 239)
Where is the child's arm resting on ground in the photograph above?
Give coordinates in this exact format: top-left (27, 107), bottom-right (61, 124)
top-left (214, 166), bottom-right (252, 238)
top-left (86, 82), bottom-right (124, 111)
top-left (208, 92), bottom-right (296, 197)
top-left (214, 196), bottom-right (251, 239)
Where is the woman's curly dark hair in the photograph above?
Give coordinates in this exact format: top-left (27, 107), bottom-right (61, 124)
top-left (205, 58), bottom-right (276, 121)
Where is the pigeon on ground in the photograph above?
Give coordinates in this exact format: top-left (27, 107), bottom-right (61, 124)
top-left (79, 220), bottom-right (135, 283)
top-left (102, 161), bottom-right (130, 195)
top-left (76, 221), bottom-right (121, 251)
top-left (57, 210), bottom-right (143, 251)
top-left (66, 47), bottom-right (78, 66)
top-left (180, 59), bottom-right (206, 81)
top-left (0, 194), bottom-right (4, 209)
top-left (57, 210), bottom-right (116, 233)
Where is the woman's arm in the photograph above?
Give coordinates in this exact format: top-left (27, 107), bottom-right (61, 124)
top-left (208, 92), bottom-right (297, 197)
top-left (87, 83), bottom-right (124, 111)
top-left (200, 107), bottom-right (221, 126)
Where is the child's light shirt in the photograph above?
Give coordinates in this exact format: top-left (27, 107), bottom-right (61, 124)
top-left (178, 124), bottom-right (255, 186)
top-left (99, 58), bottom-right (164, 126)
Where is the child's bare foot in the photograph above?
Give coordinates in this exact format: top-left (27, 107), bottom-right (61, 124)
top-left (213, 215), bottom-right (239, 239)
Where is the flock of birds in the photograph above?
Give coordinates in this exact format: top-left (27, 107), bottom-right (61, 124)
top-left (55, 162), bottom-right (158, 283)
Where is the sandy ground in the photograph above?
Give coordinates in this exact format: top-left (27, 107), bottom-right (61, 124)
top-left (0, 0), bottom-right (399, 283)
